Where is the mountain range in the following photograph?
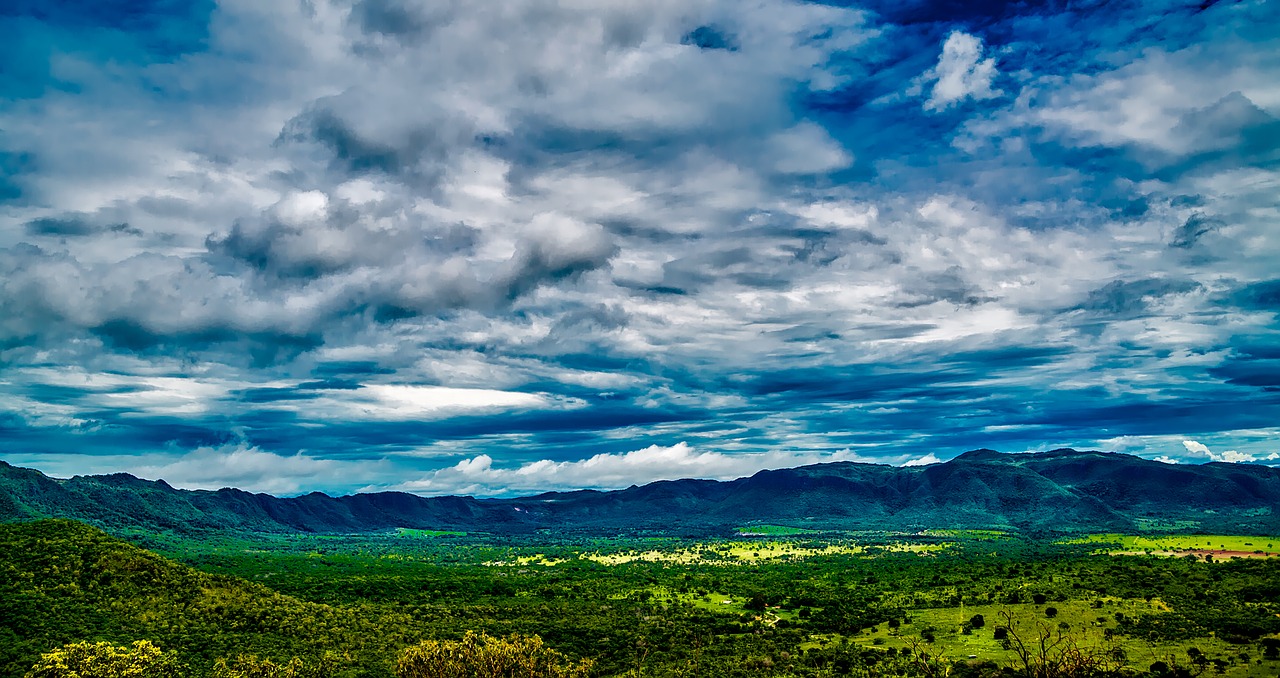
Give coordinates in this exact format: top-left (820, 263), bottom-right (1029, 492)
top-left (2, 448), bottom-right (1279, 535)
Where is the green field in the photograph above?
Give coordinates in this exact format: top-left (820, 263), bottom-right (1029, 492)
top-left (735, 524), bottom-right (821, 536)
top-left (1066, 533), bottom-right (1280, 557)
top-left (395, 527), bottom-right (468, 538)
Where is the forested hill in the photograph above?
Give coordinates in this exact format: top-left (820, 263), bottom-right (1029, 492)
top-left (0, 519), bottom-right (403, 678)
top-left (3, 449), bottom-right (1279, 535)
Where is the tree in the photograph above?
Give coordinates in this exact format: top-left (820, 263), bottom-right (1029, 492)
top-left (397, 632), bottom-right (591, 678)
top-left (213, 654), bottom-right (337, 678)
top-left (26, 641), bottom-right (180, 678)
top-left (997, 610), bottom-right (1123, 678)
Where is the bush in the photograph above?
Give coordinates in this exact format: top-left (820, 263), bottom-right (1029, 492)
top-left (397, 632), bottom-right (591, 678)
top-left (213, 654), bottom-right (336, 678)
top-left (26, 640), bottom-right (180, 678)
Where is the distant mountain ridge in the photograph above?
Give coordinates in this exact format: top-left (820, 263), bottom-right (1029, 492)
top-left (2, 449), bottom-right (1279, 535)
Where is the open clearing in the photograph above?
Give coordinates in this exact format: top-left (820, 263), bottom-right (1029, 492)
top-left (847, 600), bottom-right (1279, 677)
top-left (1066, 534), bottom-right (1280, 558)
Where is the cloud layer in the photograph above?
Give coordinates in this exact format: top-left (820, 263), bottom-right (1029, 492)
top-left (1, 0), bottom-right (1278, 495)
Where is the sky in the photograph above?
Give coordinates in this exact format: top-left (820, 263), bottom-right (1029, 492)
top-left (1, 0), bottom-right (1278, 497)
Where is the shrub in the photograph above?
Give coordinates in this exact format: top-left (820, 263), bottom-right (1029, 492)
top-left (397, 632), bottom-right (591, 678)
top-left (26, 640), bottom-right (180, 678)
top-left (213, 654), bottom-right (336, 678)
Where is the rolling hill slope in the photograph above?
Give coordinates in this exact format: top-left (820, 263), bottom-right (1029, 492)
top-left (2, 449), bottom-right (1278, 535)
top-left (0, 519), bottom-right (411, 678)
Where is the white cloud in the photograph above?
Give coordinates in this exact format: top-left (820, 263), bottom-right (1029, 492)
top-left (1180, 439), bottom-right (1277, 464)
top-left (15, 444), bottom-right (384, 496)
top-left (923, 31), bottom-right (1000, 112)
top-left (1094, 434), bottom-right (1280, 467)
top-left (1182, 439), bottom-right (1212, 456)
top-left (132, 445), bottom-right (367, 495)
top-left (994, 40), bottom-right (1280, 156)
top-left (390, 442), bottom-right (942, 496)
top-left (306, 384), bottom-right (566, 421)
top-left (903, 453), bottom-right (942, 466)
top-left (766, 122), bottom-right (853, 174)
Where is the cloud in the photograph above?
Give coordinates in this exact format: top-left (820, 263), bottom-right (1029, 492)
top-left (132, 444), bottom-right (371, 495)
top-left (1, 0), bottom-right (1278, 495)
top-left (15, 443), bottom-right (382, 496)
top-left (902, 453), bottom-right (942, 466)
top-left (1180, 439), bottom-right (1279, 465)
top-left (1182, 439), bottom-right (1211, 456)
top-left (278, 384), bottom-right (575, 422)
top-left (922, 31), bottom-right (1000, 112)
top-left (389, 442), bottom-right (942, 496)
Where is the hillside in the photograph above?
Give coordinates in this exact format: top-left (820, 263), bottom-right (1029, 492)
top-left (0, 519), bottom-right (416, 678)
top-left (3, 449), bottom-right (1279, 535)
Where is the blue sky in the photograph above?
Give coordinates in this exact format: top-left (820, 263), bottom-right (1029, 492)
top-left (1, 0), bottom-right (1278, 496)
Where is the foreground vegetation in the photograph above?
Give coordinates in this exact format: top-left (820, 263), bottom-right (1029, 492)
top-left (3, 521), bottom-right (1280, 678)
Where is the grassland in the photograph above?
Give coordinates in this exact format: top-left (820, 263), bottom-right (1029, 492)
top-left (846, 598), bottom-right (1279, 677)
top-left (395, 527), bottom-right (467, 537)
top-left (734, 524), bottom-right (820, 536)
top-left (1066, 534), bottom-right (1280, 558)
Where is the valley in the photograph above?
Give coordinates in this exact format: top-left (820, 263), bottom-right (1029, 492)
top-left (2, 519), bottom-right (1279, 678)
top-left (3, 450), bottom-right (1280, 678)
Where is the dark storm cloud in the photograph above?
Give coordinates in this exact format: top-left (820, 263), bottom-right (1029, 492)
top-left (1074, 278), bottom-right (1203, 317)
top-left (682, 26), bottom-right (739, 52)
top-left (277, 102), bottom-right (460, 181)
top-left (1169, 214), bottom-right (1223, 249)
top-left (1232, 280), bottom-right (1280, 311)
top-left (350, 0), bottom-right (438, 38)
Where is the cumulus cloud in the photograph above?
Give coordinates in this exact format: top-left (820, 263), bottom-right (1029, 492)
top-left (390, 442), bottom-right (943, 496)
top-left (131, 444), bottom-right (370, 495)
top-left (16, 444), bottom-right (384, 496)
top-left (922, 31), bottom-right (1000, 112)
top-left (1180, 439), bottom-right (1279, 464)
top-left (1182, 439), bottom-right (1212, 456)
top-left (902, 453), bottom-right (943, 467)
